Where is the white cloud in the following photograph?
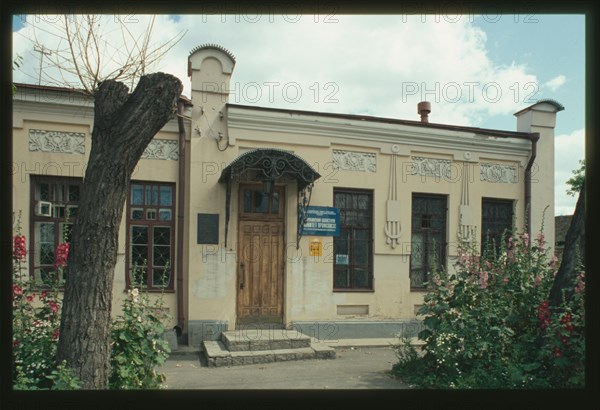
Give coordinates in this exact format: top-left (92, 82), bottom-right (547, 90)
top-left (544, 74), bottom-right (567, 92)
top-left (13, 14), bottom-right (542, 129)
top-left (554, 128), bottom-right (585, 216)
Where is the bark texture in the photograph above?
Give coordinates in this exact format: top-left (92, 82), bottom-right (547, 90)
top-left (56, 73), bottom-right (183, 389)
top-left (549, 180), bottom-right (585, 308)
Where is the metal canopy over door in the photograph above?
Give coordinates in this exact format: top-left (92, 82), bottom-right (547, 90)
top-left (237, 184), bottom-right (285, 327)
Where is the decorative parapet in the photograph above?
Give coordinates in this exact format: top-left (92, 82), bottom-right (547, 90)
top-left (29, 129), bottom-right (85, 154)
top-left (141, 139), bottom-right (179, 160)
top-left (480, 163), bottom-right (517, 184)
top-left (410, 157), bottom-right (452, 178)
top-left (332, 150), bottom-right (376, 173)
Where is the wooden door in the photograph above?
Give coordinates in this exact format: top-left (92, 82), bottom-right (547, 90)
top-left (237, 185), bottom-right (285, 326)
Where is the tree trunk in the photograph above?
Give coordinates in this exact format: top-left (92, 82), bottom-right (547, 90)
top-left (549, 180), bottom-right (585, 308)
top-left (56, 73), bottom-right (182, 389)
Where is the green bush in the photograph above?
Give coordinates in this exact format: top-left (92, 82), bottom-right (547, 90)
top-left (392, 229), bottom-right (585, 389)
top-left (12, 215), bottom-right (80, 390)
top-left (109, 286), bottom-right (172, 389)
top-left (12, 212), bottom-right (171, 390)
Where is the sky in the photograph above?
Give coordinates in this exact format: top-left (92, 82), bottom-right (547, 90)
top-left (12, 13), bottom-right (585, 216)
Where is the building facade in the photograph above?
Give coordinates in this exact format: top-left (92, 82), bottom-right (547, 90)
top-left (12, 44), bottom-right (563, 346)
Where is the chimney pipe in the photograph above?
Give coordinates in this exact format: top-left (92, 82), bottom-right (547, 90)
top-left (418, 101), bottom-right (431, 123)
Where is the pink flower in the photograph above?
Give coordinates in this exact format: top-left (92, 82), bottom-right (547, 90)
top-left (553, 347), bottom-right (563, 358)
top-left (54, 242), bottom-right (70, 269)
top-left (26, 294), bottom-right (35, 303)
top-left (40, 291), bottom-right (49, 299)
top-left (484, 260), bottom-right (493, 269)
top-left (53, 328), bottom-right (60, 340)
top-left (575, 272), bottom-right (585, 294)
top-left (13, 284), bottom-right (23, 297)
top-left (523, 233), bottom-right (529, 247)
top-left (48, 300), bottom-right (59, 314)
top-left (536, 232), bottom-right (545, 247)
top-left (13, 339), bottom-right (20, 348)
top-left (478, 271), bottom-right (489, 289)
top-left (13, 235), bottom-right (27, 260)
top-left (538, 300), bottom-right (551, 330)
top-left (533, 276), bottom-right (541, 287)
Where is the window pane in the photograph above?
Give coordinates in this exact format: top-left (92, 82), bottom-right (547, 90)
top-left (411, 269), bottom-right (426, 288)
top-left (38, 183), bottom-right (50, 201)
top-left (66, 205), bottom-right (78, 218)
top-left (334, 229), bottom-right (349, 256)
top-left (130, 268), bottom-right (146, 288)
top-left (159, 186), bottom-right (173, 206)
top-left (271, 192), bottom-right (279, 214)
top-left (153, 245), bottom-right (171, 267)
top-left (354, 230), bottom-right (369, 265)
top-left (357, 195), bottom-right (369, 210)
top-left (352, 268), bottom-right (369, 288)
top-left (152, 268), bottom-right (171, 288)
top-left (131, 226), bottom-right (148, 245)
top-left (68, 185), bottom-right (80, 201)
top-left (153, 227), bottom-right (171, 245)
top-left (146, 209), bottom-right (157, 220)
top-left (131, 184), bottom-right (144, 205)
top-left (131, 246), bottom-right (148, 266)
top-left (334, 268), bottom-right (349, 288)
top-left (159, 209), bottom-right (172, 221)
top-left (411, 232), bottom-right (424, 269)
top-left (131, 208), bottom-right (144, 220)
top-left (54, 183), bottom-right (64, 202)
top-left (334, 193), bottom-right (346, 208)
top-left (253, 191), bottom-right (268, 213)
top-left (357, 211), bottom-right (370, 227)
top-left (244, 190), bottom-right (252, 212)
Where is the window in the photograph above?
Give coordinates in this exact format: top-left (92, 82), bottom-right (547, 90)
top-left (30, 176), bottom-right (82, 285)
top-left (333, 189), bottom-right (373, 290)
top-left (410, 194), bottom-right (447, 290)
top-left (126, 182), bottom-right (175, 290)
top-left (481, 198), bottom-right (514, 256)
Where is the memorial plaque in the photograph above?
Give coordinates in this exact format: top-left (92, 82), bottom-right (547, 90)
top-left (197, 214), bottom-right (219, 244)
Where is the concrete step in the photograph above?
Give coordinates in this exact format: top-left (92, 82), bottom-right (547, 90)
top-left (221, 329), bottom-right (311, 352)
top-left (203, 340), bottom-right (336, 368)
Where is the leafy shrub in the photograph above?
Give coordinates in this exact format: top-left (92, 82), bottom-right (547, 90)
top-left (12, 214), bottom-right (80, 390)
top-left (392, 228), bottom-right (585, 389)
top-left (109, 285), bottom-right (171, 389)
top-left (12, 212), bottom-right (171, 390)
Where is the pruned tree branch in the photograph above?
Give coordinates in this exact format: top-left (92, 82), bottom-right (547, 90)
top-left (17, 15), bottom-right (187, 94)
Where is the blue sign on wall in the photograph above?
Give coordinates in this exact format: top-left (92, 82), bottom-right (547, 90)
top-left (302, 206), bottom-right (340, 236)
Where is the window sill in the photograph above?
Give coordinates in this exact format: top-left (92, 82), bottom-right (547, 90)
top-left (333, 288), bottom-right (374, 293)
top-left (123, 288), bottom-right (175, 294)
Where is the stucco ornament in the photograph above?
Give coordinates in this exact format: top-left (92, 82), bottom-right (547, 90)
top-left (141, 139), bottom-right (179, 160)
top-left (332, 150), bottom-right (376, 173)
top-left (480, 163), bottom-right (517, 183)
top-left (29, 129), bottom-right (85, 154)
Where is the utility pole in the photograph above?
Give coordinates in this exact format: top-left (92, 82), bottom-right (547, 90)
top-left (33, 44), bottom-right (52, 85)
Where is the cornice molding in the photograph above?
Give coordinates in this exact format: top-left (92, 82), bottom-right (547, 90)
top-left (227, 108), bottom-right (531, 158)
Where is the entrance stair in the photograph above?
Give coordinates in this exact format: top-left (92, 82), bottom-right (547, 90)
top-left (202, 328), bottom-right (336, 367)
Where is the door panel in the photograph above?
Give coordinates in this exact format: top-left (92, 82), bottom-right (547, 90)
top-left (237, 221), bottom-right (284, 325)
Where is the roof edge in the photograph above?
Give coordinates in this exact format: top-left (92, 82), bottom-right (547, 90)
top-left (227, 103), bottom-right (532, 139)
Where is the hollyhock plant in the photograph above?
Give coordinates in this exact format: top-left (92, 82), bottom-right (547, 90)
top-left (393, 227), bottom-right (585, 388)
top-left (12, 212), bottom-right (80, 390)
top-left (54, 242), bottom-right (70, 269)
